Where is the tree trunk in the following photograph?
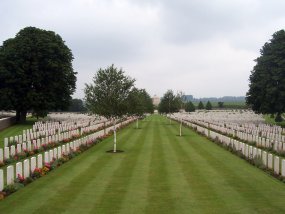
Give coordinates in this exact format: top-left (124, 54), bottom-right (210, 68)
top-left (16, 110), bottom-right (27, 123)
top-left (275, 112), bottom-right (283, 122)
top-left (20, 110), bottom-right (27, 123)
top-left (16, 110), bottom-right (21, 122)
top-left (113, 119), bottom-right (117, 152)
top-left (180, 118), bottom-right (182, 136)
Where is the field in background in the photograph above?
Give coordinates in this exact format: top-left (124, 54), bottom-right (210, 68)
top-left (193, 101), bottom-right (247, 109)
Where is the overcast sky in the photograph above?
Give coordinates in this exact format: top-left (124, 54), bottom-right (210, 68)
top-left (1, 0), bottom-right (285, 98)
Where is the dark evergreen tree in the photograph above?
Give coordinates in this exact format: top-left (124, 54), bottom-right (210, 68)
top-left (246, 30), bottom-right (285, 122)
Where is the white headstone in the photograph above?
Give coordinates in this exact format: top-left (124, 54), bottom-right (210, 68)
top-left (37, 139), bottom-right (41, 148)
top-left (62, 145), bottom-right (66, 155)
top-left (19, 135), bottom-right (23, 144)
top-left (23, 134), bottom-right (27, 142)
top-left (27, 141), bottom-right (32, 151)
top-left (274, 156), bottom-right (280, 175)
top-left (44, 151), bottom-right (49, 164)
top-left (282, 159), bottom-right (285, 177)
top-left (58, 147), bottom-right (62, 159)
top-left (10, 145), bottom-right (16, 157)
top-left (37, 154), bottom-right (43, 169)
top-left (22, 142), bottom-right (27, 151)
top-left (0, 169), bottom-right (3, 191)
top-left (14, 136), bottom-right (19, 143)
top-left (7, 165), bottom-right (14, 185)
top-left (4, 147), bottom-right (10, 160)
top-left (24, 159), bottom-right (30, 178)
top-left (262, 151), bottom-right (267, 166)
top-left (17, 144), bottom-right (22, 153)
top-left (53, 148), bottom-right (58, 159)
top-left (30, 157), bottom-right (37, 173)
top-left (49, 150), bottom-right (54, 162)
top-left (4, 138), bottom-right (8, 147)
top-left (16, 162), bottom-right (23, 177)
top-left (268, 154), bottom-right (273, 169)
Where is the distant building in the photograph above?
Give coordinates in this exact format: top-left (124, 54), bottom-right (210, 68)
top-left (152, 95), bottom-right (160, 106)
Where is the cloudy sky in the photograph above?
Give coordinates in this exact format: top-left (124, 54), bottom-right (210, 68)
top-left (1, 0), bottom-right (284, 98)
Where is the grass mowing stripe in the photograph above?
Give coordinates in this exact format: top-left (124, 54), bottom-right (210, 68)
top-left (118, 120), bottom-right (153, 214)
top-left (145, 117), bottom-right (175, 213)
top-left (187, 132), bottom-right (285, 213)
top-left (89, 121), bottom-right (147, 213)
top-left (164, 120), bottom-right (236, 213)
top-left (33, 125), bottom-right (133, 213)
top-left (61, 125), bottom-right (138, 214)
top-left (159, 120), bottom-right (199, 213)
top-left (171, 118), bottom-right (285, 213)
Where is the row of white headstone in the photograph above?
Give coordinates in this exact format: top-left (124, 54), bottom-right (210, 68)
top-left (173, 112), bottom-right (285, 155)
top-left (5, 118), bottom-right (108, 147)
top-left (0, 117), bottom-right (135, 191)
top-left (170, 115), bottom-right (285, 178)
top-left (1, 120), bottom-right (114, 164)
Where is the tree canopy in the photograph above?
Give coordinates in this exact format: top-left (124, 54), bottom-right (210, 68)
top-left (205, 101), bottom-right (212, 110)
top-left (198, 101), bottom-right (204, 109)
top-left (127, 88), bottom-right (154, 117)
top-left (0, 26), bottom-right (77, 122)
top-left (158, 90), bottom-right (180, 114)
top-left (84, 64), bottom-right (135, 119)
top-left (246, 30), bottom-right (285, 121)
top-left (185, 101), bottom-right (195, 112)
top-left (68, 99), bottom-right (87, 112)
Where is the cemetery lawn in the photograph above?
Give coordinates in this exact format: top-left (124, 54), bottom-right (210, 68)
top-left (1, 115), bottom-right (285, 213)
top-left (0, 117), bottom-right (36, 148)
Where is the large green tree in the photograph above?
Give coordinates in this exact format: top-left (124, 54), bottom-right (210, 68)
top-left (198, 101), bottom-right (204, 109)
top-left (68, 99), bottom-right (87, 112)
top-left (127, 88), bottom-right (154, 128)
top-left (158, 90), bottom-right (180, 114)
top-left (0, 27), bottom-right (77, 122)
top-left (246, 30), bottom-right (285, 122)
top-left (205, 101), bottom-right (212, 110)
top-left (185, 101), bottom-right (195, 112)
top-left (84, 64), bottom-right (135, 152)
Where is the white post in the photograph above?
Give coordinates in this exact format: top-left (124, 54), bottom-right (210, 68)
top-left (113, 119), bottom-right (117, 153)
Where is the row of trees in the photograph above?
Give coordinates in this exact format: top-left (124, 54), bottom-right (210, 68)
top-left (84, 64), bottom-right (154, 152)
top-left (158, 90), bottom-right (213, 113)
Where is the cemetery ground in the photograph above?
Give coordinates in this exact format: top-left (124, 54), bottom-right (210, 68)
top-left (1, 116), bottom-right (285, 213)
top-left (0, 118), bottom-right (36, 148)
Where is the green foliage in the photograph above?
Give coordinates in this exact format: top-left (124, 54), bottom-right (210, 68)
top-left (246, 30), bottom-right (285, 122)
top-left (205, 101), bottom-right (212, 110)
top-left (127, 88), bottom-right (154, 116)
top-left (218, 102), bottom-right (224, 108)
top-left (158, 90), bottom-right (180, 113)
top-left (185, 101), bottom-right (195, 112)
top-left (198, 101), bottom-right (204, 109)
top-left (84, 64), bottom-right (135, 119)
top-left (68, 99), bottom-right (87, 112)
top-left (0, 27), bottom-right (77, 122)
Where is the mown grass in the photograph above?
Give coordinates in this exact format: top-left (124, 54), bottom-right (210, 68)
top-left (263, 114), bottom-right (285, 128)
top-left (1, 115), bottom-right (285, 213)
top-left (0, 117), bottom-right (37, 148)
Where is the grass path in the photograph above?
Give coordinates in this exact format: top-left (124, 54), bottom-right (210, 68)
top-left (1, 115), bottom-right (285, 213)
top-left (0, 118), bottom-right (36, 148)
